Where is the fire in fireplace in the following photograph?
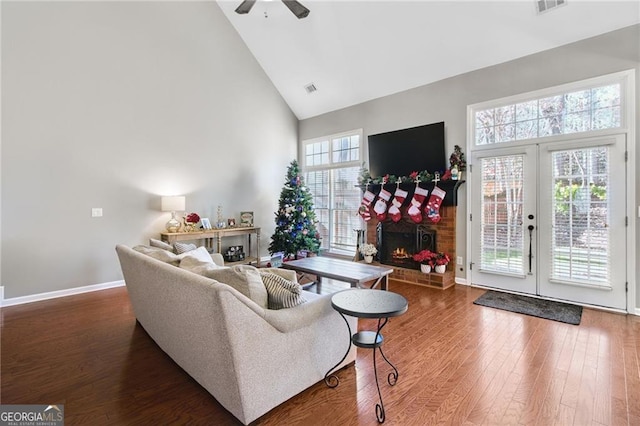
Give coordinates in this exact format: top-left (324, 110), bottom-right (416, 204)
top-left (376, 222), bottom-right (436, 270)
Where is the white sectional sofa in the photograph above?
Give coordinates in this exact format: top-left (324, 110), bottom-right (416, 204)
top-left (115, 244), bottom-right (356, 425)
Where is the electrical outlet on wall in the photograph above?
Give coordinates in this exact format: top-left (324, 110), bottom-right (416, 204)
top-left (91, 208), bottom-right (103, 218)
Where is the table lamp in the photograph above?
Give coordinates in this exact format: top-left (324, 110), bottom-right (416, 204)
top-left (161, 196), bottom-right (186, 233)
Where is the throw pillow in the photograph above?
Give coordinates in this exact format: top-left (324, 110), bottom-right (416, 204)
top-left (174, 242), bottom-right (197, 254)
top-left (149, 238), bottom-right (174, 251)
top-left (179, 255), bottom-right (226, 272)
top-left (176, 246), bottom-right (214, 264)
top-left (132, 245), bottom-right (180, 266)
top-left (260, 271), bottom-right (307, 310)
top-left (205, 265), bottom-right (269, 309)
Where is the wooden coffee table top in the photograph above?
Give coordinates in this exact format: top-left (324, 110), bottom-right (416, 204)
top-left (281, 256), bottom-right (393, 287)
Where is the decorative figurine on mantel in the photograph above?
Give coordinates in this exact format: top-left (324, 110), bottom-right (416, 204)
top-left (449, 145), bottom-right (467, 181)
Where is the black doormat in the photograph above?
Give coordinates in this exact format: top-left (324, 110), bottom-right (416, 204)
top-left (473, 291), bottom-right (582, 325)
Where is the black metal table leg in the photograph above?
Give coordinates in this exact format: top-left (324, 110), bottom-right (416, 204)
top-left (324, 311), bottom-right (352, 387)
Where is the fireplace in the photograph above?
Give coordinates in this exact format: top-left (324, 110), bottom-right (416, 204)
top-left (376, 222), bottom-right (436, 270)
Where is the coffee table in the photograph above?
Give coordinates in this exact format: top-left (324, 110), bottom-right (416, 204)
top-left (281, 256), bottom-right (393, 291)
top-left (325, 289), bottom-right (408, 423)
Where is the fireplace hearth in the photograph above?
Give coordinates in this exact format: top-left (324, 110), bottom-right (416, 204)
top-left (376, 222), bottom-right (436, 270)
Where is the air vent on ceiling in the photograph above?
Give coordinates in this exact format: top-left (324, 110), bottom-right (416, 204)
top-left (536, 0), bottom-right (566, 14)
top-left (304, 83), bottom-right (317, 94)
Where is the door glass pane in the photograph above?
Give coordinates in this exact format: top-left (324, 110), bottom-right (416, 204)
top-left (550, 147), bottom-right (609, 285)
top-left (480, 155), bottom-right (524, 274)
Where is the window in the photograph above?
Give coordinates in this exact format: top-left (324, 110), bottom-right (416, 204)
top-left (303, 130), bottom-right (363, 256)
top-left (474, 82), bottom-right (622, 145)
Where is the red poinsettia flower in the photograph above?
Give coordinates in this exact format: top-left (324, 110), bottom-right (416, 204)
top-left (185, 212), bottom-right (200, 223)
top-left (409, 171), bottom-right (419, 180)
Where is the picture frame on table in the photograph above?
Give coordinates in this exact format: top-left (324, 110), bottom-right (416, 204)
top-left (201, 218), bottom-right (212, 230)
top-left (240, 211), bottom-right (254, 227)
top-left (228, 218), bottom-right (236, 227)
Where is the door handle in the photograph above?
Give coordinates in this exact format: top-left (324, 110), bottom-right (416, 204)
top-left (528, 225), bottom-right (534, 275)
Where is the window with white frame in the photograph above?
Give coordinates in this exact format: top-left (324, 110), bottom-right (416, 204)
top-left (474, 82), bottom-right (622, 145)
top-left (303, 130), bottom-right (363, 256)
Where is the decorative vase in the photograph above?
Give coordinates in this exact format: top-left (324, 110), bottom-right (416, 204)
top-left (435, 264), bottom-right (446, 274)
top-left (420, 264), bottom-right (431, 274)
top-left (364, 255), bottom-right (373, 264)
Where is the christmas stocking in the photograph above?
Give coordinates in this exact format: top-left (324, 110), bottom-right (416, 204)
top-left (373, 188), bottom-right (392, 221)
top-left (358, 190), bottom-right (376, 221)
top-left (407, 186), bottom-right (430, 223)
top-left (388, 187), bottom-right (408, 222)
top-left (424, 186), bottom-right (446, 223)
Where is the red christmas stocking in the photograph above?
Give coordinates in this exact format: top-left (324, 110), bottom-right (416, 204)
top-left (424, 186), bottom-right (446, 223)
top-left (388, 187), bottom-right (408, 222)
top-left (407, 186), bottom-right (429, 223)
top-left (358, 190), bottom-right (376, 221)
top-left (373, 188), bottom-right (392, 221)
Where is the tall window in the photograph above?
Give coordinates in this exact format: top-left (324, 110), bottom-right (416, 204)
top-left (303, 129), bottom-right (363, 256)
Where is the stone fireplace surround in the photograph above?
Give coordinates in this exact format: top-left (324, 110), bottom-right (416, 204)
top-left (365, 205), bottom-right (457, 290)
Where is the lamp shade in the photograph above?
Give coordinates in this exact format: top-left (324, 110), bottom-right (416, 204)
top-left (161, 196), bottom-right (186, 212)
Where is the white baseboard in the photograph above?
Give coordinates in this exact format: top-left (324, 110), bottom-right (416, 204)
top-left (455, 276), bottom-right (468, 285)
top-left (1, 280), bottom-right (125, 308)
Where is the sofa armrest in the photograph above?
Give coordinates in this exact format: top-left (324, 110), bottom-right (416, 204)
top-left (262, 293), bottom-right (336, 333)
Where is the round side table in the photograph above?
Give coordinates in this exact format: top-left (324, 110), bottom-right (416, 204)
top-left (325, 289), bottom-right (408, 423)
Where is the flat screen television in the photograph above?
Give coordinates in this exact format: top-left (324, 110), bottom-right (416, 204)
top-left (367, 122), bottom-right (446, 178)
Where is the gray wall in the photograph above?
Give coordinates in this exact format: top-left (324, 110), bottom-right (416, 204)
top-left (299, 25), bottom-right (640, 310)
top-left (1, 2), bottom-right (298, 298)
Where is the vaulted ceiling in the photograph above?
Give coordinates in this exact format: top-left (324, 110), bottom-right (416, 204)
top-left (217, 1), bottom-right (640, 120)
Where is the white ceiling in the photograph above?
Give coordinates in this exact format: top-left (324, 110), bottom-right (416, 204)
top-left (217, 1), bottom-right (640, 120)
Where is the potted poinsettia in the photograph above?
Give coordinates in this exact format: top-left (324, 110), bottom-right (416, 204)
top-left (433, 252), bottom-right (451, 273)
top-left (412, 249), bottom-right (436, 273)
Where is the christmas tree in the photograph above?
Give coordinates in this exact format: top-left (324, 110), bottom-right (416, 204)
top-left (269, 160), bottom-right (321, 259)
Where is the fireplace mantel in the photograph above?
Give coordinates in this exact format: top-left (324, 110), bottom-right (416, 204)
top-left (360, 179), bottom-right (464, 206)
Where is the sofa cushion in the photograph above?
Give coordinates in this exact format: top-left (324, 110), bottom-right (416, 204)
top-left (260, 271), bottom-right (308, 310)
top-left (149, 238), bottom-right (174, 251)
top-left (174, 242), bottom-right (198, 254)
top-left (132, 245), bottom-right (180, 266)
top-left (204, 265), bottom-right (269, 309)
top-left (176, 246), bottom-right (214, 264)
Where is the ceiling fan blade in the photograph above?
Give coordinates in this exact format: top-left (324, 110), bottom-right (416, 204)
top-left (282, 0), bottom-right (310, 19)
top-left (235, 0), bottom-right (257, 15)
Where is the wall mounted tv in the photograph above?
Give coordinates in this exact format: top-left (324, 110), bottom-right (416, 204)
top-left (368, 121), bottom-right (446, 178)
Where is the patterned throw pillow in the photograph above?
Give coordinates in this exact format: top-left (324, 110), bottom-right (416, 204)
top-left (260, 271), bottom-right (307, 310)
top-left (174, 242), bottom-right (197, 254)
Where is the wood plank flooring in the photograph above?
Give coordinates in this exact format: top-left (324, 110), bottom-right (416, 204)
top-left (2, 281), bottom-right (639, 425)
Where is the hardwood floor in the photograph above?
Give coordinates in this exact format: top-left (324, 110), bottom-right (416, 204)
top-left (2, 281), bottom-right (639, 425)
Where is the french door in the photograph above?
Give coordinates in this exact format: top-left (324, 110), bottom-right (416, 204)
top-left (470, 135), bottom-right (627, 310)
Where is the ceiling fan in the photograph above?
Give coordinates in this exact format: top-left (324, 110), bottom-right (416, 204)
top-left (235, 0), bottom-right (310, 19)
